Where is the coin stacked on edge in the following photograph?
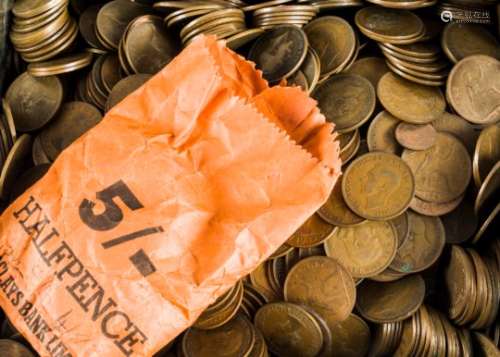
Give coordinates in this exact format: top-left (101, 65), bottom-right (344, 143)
top-left (1, 0), bottom-right (500, 356)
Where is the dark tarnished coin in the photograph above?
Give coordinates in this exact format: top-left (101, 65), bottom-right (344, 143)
top-left (304, 16), bottom-right (356, 77)
top-left (1, 99), bottom-right (17, 144)
top-left (473, 332), bottom-right (500, 357)
top-left (248, 26), bottom-right (308, 83)
top-left (100, 54), bottom-right (123, 94)
top-left (287, 70), bottom-right (309, 92)
top-left (287, 213), bottom-right (336, 248)
top-left (299, 48), bottom-right (320, 93)
top-left (356, 275), bottom-right (425, 323)
top-left (442, 199), bottom-right (478, 244)
top-left (475, 161), bottom-right (500, 215)
top-left (473, 124), bottom-right (500, 188)
top-left (284, 256), bottom-right (356, 322)
top-left (96, 0), bottom-right (153, 50)
top-left (431, 112), bottom-right (478, 154)
top-left (367, 111), bottom-right (402, 154)
top-left (328, 314), bottom-right (371, 357)
top-left (342, 152), bottom-right (415, 221)
top-left (324, 220), bottom-right (397, 278)
top-left (346, 56), bottom-right (389, 89)
top-left (355, 7), bottom-right (424, 43)
top-left (395, 122), bottom-right (436, 151)
top-left (447, 55), bottom-right (500, 125)
top-left (0, 339), bottom-right (35, 357)
top-left (183, 314), bottom-right (255, 357)
top-left (390, 212), bottom-right (410, 247)
top-left (40, 102), bottom-right (103, 161)
top-left (10, 164), bottom-right (50, 201)
top-left (402, 132), bottom-right (471, 203)
top-left (318, 176), bottom-right (365, 227)
top-left (0, 134), bottom-right (33, 199)
top-left (378, 72), bottom-right (445, 124)
top-left (5, 72), bottom-right (63, 132)
top-left (254, 302), bottom-right (323, 357)
top-left (442, 23), bottom-right (500, 63)
top-left (313, 74), bottom-right (375, 133)
top-left (225, 28), bottom-right (265, 50)
top-left (123, 15), bottom-right (179, 74)
top-left (78, 4), bottom-right (103, 49)
top-left (105, 74), bottom-right (152, 112)
top-left (390, 211), bottom-right (445, 273)
top-left (32, 135), bottom-right (51, 166)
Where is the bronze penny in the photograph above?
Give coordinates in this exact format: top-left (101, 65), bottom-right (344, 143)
top-left (346, 56), bottom-right (389, 89)
top-left (340, 129), bottom-right (361, 166)
top-left (0, 340), bottom-right (35, 357)
top-left (284, 256), bottom-right (356, 322)
top-left (249, 263), bottom-right (280, 302)
top-left (304, 16), bottom-right (356, 77)
top-left (473, 124), bottom-right (500, 188)
top-left (287, 70), bottom-right (309, 92)
top-left (356, 274), bottom-right (425, 323)
top-left (369, 267), bottom-right (407, 283)
top-left (96, 0), bottom-right (153, 50)
top-left (5, 72), bottom-right (63, 132)
top-left (431, 112), bottom-right (478, 154)
top-left (395, 122), bottom-right (436, 151)
top-left (183, 314), bottom-right (255, 357)
top-left (441, 198), bottom-right (478, 244)
top-left (254, 302), bottom-right (323, 357)
top-left (100, 54), bottom-right (123, 94)
top-left (410, 194), bottom-right (463, 217)
top-left (442, 23), bottom-right (500, 63)
top-left (355, 7), bottom-right (424, 43)
top-left (105, 74), bottom-right (152, 112)
top-left (0, 134), bottom-right (33, 199)
top-left (383, 42), bottom-right (441, 59)
top-left (390, 211), bottom-right (445, 273)
top-left (390, 212), bottom-right (410, 247)
top-left (402, 132), bottom-right (471, 203)
top-left (299, 305), bottom-right (333, 357)
top-left (342, 152), bottom-right (415, 221)
top-left (225, 28), bottom-right (265, 50)
top-left (318, 176), bottom-right (365, 227)
top-left (447, 55), bottom-right (500, 125)
top-left (40, 102), bottom-right (103, 161)
top-left (247, 326), bottom-right (267, 357)
top-left (367, 111), bottom-right (402, 154)
top-left (287, 213), bottom-right (336, 248)
top-left (378, 72), bottom-right (446, 124)
top-left (312, 74), bottom-right (376, 133)
top-left (32, 135), bottom-right (51, 166)
top-left (248, 26), bottom-right (308, 83)
top-left (473, 332), bottom-right (500, 357)
top-left (444, 246), bottom-right (475, 320)
top-left (384, 60), bottom-right (447, 87)
top-left (324, 220), bottom-right (397, 278)
top-left (328, 314), bottom-right (371, 357)
top-left (472, 202), bottom-right (500, 244)
top-left (78, 4), bottom-right (103, 49)
top-left (475, 161), bottom-right (500, 215)
top-left (27, 52), bottom-right (94, 77)
top-left (1, 99), bottom-right (17, 144)
top-left (385, 55), bottom-right (449, 73)
top-left (379, 43), bottom-right (440, 64)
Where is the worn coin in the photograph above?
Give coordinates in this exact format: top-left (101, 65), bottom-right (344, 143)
top-left (444, 246), bottom-right (475, 320)
top-left (378, 72), bottom-right (445, 124)
top-left (395, 122), bottom-right (436, 151)
top-left (105, 74), bottom-right (152, 112)
top-left (32, 135), bottom-right (51, 165)
top-left (475, 161), bottom-right (500, 215)
top-left (254, 302), bottom-right (323, 357)
top-left (284, 256), bottom-right (356, 322)
top-left (442, 23), bottom-right (500, 63)
top-left (249, 263), bottom-right (280, 302)
top-left (384, 42), bottom-right (441, 59)
top-left (225, 28), bottom-right (265, 50)
top-left (304, 16), bottom-right (356, 77)
top-left (40, 102), bottom-right (103, 161)
top-left (342, 152), bottom-right (415, 220)
top-left (367, 111), bottom-right (402, 154)
top-left (390, 211), bottom-right (445, 273)
top-left (324, 220), bottom-right (398, 278)
top-left (78, 4), bottom-right (103, 49)
top-left (441, 198), bottom-right (478, 244)
top-left (447, 55), bottom-right (500, 125)
top-left (402, 132), bottom-right (471, 203)
top-left (287, 70), bottom-right (308, 92)
top-left (313, 74), bottom-right (375, 133)
top-left (327, 314), bottom-right (371, 357)
top-left (5, 72), bottom-right (63, 132)
top-left (390, 212), bottom-right (410, 247)
top-left (0, 339), bottom-right (35, 357)
top-left (287, 213), bottom-right (336, 248)
top-left (385, 60), bottom-right (446, 87)
top-left (356, 274), bottom-right (425, 323)
top-left (27, 52), bottom-right (93, 77)
top-left (473, 332), bottom-right (500, 357)
top-left (473, 124), bottom-right (500, 188)
top-left (346, 56), bottom-right (389, 89)
top-left (431, 112), bottom-right (478, 154)
top-left (318, 176), bottom-right (365, 227)
top-left (248, 26), bottom-right (308, 83)
top-left (410, 194), bottom-right (463, 217)
top-left (299, 305), bottom-right (333, 357)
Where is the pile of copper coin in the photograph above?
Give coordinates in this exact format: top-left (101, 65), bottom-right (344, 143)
top-left (0, 0), bottom-right (499, 356)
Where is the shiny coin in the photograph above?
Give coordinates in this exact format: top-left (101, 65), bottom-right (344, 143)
top-left (287, 214), bottom-right (336, 248)
top-left (356, 274), bottom-right (425, 323)
top-left (355, 7), bottom-right (424, 44)
top-left (5, 72), bottom-right (63, 132)
top-left (395, 122), bottom-right (436, 151)
top-left (431, 112), bottom-right (478, 154)
top-left (0, 134), bottom-right (33, 199)
top-left (284, 256), bottom-right (356, 322)
top-left (0, 339), bottom-right (35, 357)
top-left (27, 52), bottom-right (93, 77)
top-left (442, 23), bottom-right (500, 63)
top-left (248, 26), bottom-right (308, 83)
top-left (312, 74), bottom-right (375, 133)
top-left (473, 124), bottom-right (500, 188)
top-left (447, 55), bottom-right (500, 125)
top-left (183, 314), bottom-right (255, 357)
top-left (40, 102), bottom-right (103, 161)
top-left (346, 56), bottom-right (389, 89)
top-left (328, 314), bottom-right (371, 357)
top-left (342, 152), bottom-right (415, 221)
top-left (402, 132), bottom-right (471, 203)
top-left (390, 211), bottom-right (445, 273)
top-left (255, 302), bottom-right (323, 357)
top-left (367, 111), bottom-right (402, 154)
top-left (105, 74), bottom-right (152, 112)
top-left (304, 16), bottom-right (356, 77)
top-left (318, 176), bottom-right (365, 227)
top-left (378, 72), bottom-right (445, 124)
top-left (242, 0), bottom-right (294, 12)
top-left (324, 220), bottom-right (398, 278)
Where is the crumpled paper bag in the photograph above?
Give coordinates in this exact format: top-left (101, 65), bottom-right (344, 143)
top-left (0, 35), bottom-right (341, 357)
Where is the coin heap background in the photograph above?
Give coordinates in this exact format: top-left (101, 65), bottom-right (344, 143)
top-left (1, 0), bottom-right (500, 356)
